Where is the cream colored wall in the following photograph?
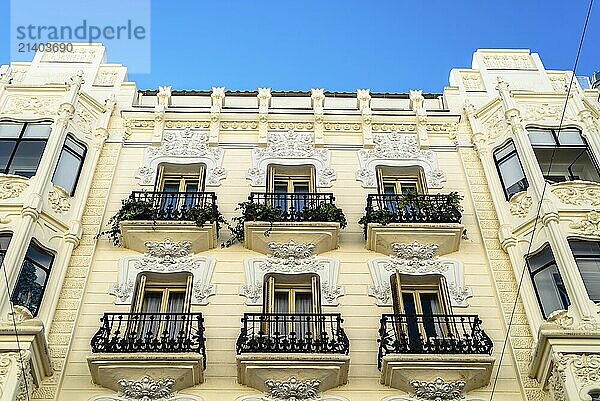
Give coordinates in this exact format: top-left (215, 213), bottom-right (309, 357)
top-left (52, 123), bottom-right (527, 401)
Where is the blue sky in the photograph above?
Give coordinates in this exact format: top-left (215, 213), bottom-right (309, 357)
top-left (0, 0), bottom-right (597, 92)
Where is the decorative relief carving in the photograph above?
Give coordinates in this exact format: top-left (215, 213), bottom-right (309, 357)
top-left (221, 121), bottom-right (259, 130)
top-left (93, 67), bottom-right (120, 86)
top-left (268, 122), bottom-right (314, 131)
top-left (569, 211), bottom-right (600, 236)
top-left (124, 119), bottom-right (155, 131)
top-left (552, 182), bottom-right (600, 206)
top-left (550, 353), bottom-right (600, 400)
top-left (111, 239), bottom-right (216, 305)
top-left (41, 47), bottom-right (97, 63)
top-left (72, 102), bottom-right (100, 137)
top-left (265, 377), bottom-right (320, 401)
top-left (522, 103), bottom-right (565, 121)
top-left (246, 130), bottom-right (335, 187)
top-left (1, 305), bottom-right (33, 324)
top-left (461, 71), bottom-right (485, 91)
top-left (241, 240), bottom-right (343, 306)
top-left (509, 192), bottom-right (532, 218)
top-left (481, 110), bottom-right (509, 140)
top-left (0, 351), bottom-right (35, 401)
top-left (410, 377), bottom-right (465, 401)
top-left (323, 122), bottom-right (361, 132)
top-left (549, 73), bottom-right (568, 92)
top-left (3, 96), bottom-right (60, 115)
top-left (482, 53), bottom-right (535, 70)
top-left (119, 376), bottom-right (174, 400)
top-left (356, 132), bottom-right (445, 189)
top-left (372, 123), bottom-right (416, 132)
top-left (48, 187), bottom-right (71, 213)
top-left (165, 120), bottom-right (210, 129)
top-left (136, 128), bottom-right (226, 186)
top-left (0, 176), bottom-right (28, 199)
top-left (368, 241), bottom-right (472, 307)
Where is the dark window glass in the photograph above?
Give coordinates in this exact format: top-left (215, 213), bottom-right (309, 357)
top-left (589, 391), bottom-right (600, 401)
top-left (570, 239), bottom-right (600, 302)
top-left (11, 241), bottom-right (53, 316)
top-left (528, 245), bottom-right (570, 318)
top-left (527, 127), bottom-right (600, 184)
top-left (0, 233), bottom-right (12, 267)
top-left (0, 122), bottom-right (52, 178)
top-left (52, 134), bottom-right (86, 195)
top-left (493, 141), bottom-right (529, 200)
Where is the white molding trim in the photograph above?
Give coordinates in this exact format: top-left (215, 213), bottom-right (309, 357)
top-left (240, 241), bottom-right (343, 306)
top-left (367, 241), bottom-right (472, 307)
top-left (246, 130), bottom-right (336, 187)
top-left (91, 395), bottom-right (203, 401)
top-left (135, 128), bottom-right (226, 187)
top-left (110, 240), bottom-right (216, 305)
top-left (236, 396), bottom-right (348, 401)
top-left (356, 132), bottom-right (445, 189)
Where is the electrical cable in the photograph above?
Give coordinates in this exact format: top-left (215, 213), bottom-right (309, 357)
top-left (489, 1), bottom-right (595, 399)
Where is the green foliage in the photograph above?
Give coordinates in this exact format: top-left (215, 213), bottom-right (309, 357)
top-left (99, 196), bottom-right (223, 246)
top-left (222, 201), bottom-right (347, 247)
top-left (359, 192), bottom-right (464, 232)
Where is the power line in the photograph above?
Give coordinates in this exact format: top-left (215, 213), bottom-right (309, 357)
top-left (489, 1), bottom-right (595, 399)
top-left (0, 255), bottom-right (31, 401)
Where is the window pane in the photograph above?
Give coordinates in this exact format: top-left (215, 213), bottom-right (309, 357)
top-left (558, 128), bottom-right (585, 145)
top-left (26, 244), bottom-right (54, 269)
top-left (11, 259), bottom-right (48, 316)
top-left (383, 183), bottom-right (396, 195)
top-left (52, 148), bottom-right (81, 194)
top-left (570, 240), bottom-right (600, 256)
top-left (528, 247), bottom-right (556, 272)
top-left (23, 124), bottom-right (51, 138)
top-left (141, 292), bottom-right (163, 314)
top-left (274, 291), bottom-right (289, 314)
top-left (534, 148), bottom-right (600, 183)
top-left (0, 141), bottom-right (16, 172)
top-left (8, 141), bottom-right (46, 178)
top-left (494, 142), bottom-right (516, 160)
top-left (0, 233), bottom-right (11, 251)
top-left (65, 136), bottom-right (86, 155)
top-left (273, 182), bottom-right (288, 193)
top-left (528, 129), bottom-right (555, 146)
top-left (532, 266), bottom-right (569, 318)
top-left (0, 123), bottom-right (23, 138)
top-left (295, 292), bottom-right (313, 314)
top-left (293, 182), bottom-right (309, 193)
top-left (576, 258), bottom-right (600, 302)
top-left (498, 155), bottom-right (528, 197)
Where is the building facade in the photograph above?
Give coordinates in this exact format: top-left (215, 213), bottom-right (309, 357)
top-left (0, 44), bottom-right (598, 401)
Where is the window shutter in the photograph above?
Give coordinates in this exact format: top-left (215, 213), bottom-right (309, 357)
top-left (311, 275), bottom-right (321, 314)
top-left (263, 275), bottom-right (275, 313)
top-left (198, 164), bottom-right (206, 192)
top-left (133, 274), bottom-right (148, 313)
top-left (438, 275), bottom-right (452, 315)
top-left (390, 272), bottom-right (403, 314)
top-left (183, 274), bottom-right (193, 313)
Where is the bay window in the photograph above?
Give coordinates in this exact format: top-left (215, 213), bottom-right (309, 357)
top-left (527, 245), bottom-right (569, 319)
top-left (11, 241), bottom-right (54, 316)
top-left (493, 140), bottom-right (529, 200)
top-left (0, 121), bottom-right (52, 178)
top-left (569, 239), bottom-right (600, 303)
top-left (52, 134), bottom-right (87, 196)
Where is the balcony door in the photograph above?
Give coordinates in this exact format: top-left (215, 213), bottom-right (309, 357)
top-left (268, 165), bottom-right (315, 214)
top-left (132, 273), bottom-right (193, 341)
top-left (263, 274), bottom-right (321, 339)
top-left (391, 272), bottom-right (451, 349)
top-left (377, 166), bottom-right (425, 213)
top-left (155, 163), bottom-right (205, 213)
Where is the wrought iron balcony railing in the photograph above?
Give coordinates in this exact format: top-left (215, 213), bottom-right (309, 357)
top-left (128, 191), bottom-right (220, 231)
top-left (377, 313), bottom-right (493, 369)
top-left (362, 193), bottom-right (462, 234)
top-left (236, 313), bottom-right (350, 354)
top-left (91, 312), bottom-right (206, 365)
top-left (247, 192), bottom-right (338, 223)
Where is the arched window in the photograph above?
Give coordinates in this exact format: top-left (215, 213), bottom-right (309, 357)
top-left (11, 241), bottom-right (54, 316)
top-left (493, 140), bottom-right (529, 200)
top-left (527, 244), bottom-right (570, 318)
top-left (52, 134), bottom-right (87, 196)
top-left (0, 121), bottom-right (52, 178)
top-left (569, 239), bottom-right (600, 303)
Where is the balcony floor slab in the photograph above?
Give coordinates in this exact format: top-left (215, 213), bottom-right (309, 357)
top-left (244, 221), bottom-right (340, 255)
top-left (236, 352), bottom-right (350, 393)
top-left (120, 221), bottom-right (217, 253)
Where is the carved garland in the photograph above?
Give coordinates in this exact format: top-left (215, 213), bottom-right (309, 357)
top-left (569, 211), bottom-right (600, 237)
top-left (246, 130), bottom-right (336, 187)
top-left (0, 176), bottom-right (28, 199)
top-left (89, 376), bottom-right (204, 401)
top-left (240, 240), bottom-right (343, 306)
top-left (111, 239), bottom-right (216, 305)
top-left (552, 182), bottom-right (600, 207)
top-left (356, 132), bottom-right (445, 189)
top-left (367, 241), bottom-right (472, 307)
top-left (136, 128), bottom-right (227, 187)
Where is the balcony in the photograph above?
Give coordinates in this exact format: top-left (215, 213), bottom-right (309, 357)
top-left (378, 313), bottom-right (495, 394)
top-left (360, 193), bottom-right (464, 256)
top-left (87, 312), bottom-right (206, 392)
top-left (116, 191), bottom-right (220, 253)
top-left (241, 192), bottom-right (346, 255)
top-left (236, 313), bottom-right (350, 393)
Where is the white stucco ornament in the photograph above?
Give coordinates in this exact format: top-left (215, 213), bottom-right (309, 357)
top-left (368, 241), bottom-right (472, 307)
top-left (356, 132), bottom-right (445, 188)
top-left (136, 127), bottom-right (226, 186)
top-left (111, 239), bottom-right (216, 305)
top-left (240, 240), bottom-right (343, 306)
top-left (246, 130), bottom-right (336, 187)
